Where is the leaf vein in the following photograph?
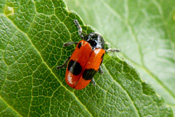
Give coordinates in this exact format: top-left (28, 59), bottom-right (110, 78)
top-left (4, 14), bottom-right (93, 117)
top-left (103, 60), bottom-right (141, 116)
top-left (0, 96), bottom-right (22, 117)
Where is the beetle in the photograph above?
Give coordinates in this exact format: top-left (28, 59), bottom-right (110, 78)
top-left (57, 19), bottom-right (119, 90)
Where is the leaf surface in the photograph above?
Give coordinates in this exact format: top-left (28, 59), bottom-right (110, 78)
top-left (0, 0), bottom-right (173, 116)
top-left (65, 0), bottom-right (175, 114)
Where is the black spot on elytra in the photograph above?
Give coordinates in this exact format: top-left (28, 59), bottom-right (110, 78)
top-left (78, 42), bottom-right (82, 49)
top-left (68, 60), bottom-right (82, 75)
top-left (83, 69), bottom-right (97, 80)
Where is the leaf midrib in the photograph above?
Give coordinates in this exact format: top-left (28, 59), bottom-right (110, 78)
top-left (3, 14), bottom-right (93, 116)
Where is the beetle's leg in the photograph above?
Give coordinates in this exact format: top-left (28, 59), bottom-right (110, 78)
top-left (63, 42), bottom-right (78, 47)
top-left (74, 19), bottom-right (84, 38)
top-left (98, 66), bottom-right (104, 74)
top-left (91, 78), bottom-right (96, 86)
top-left (56, 57), bottom-right (70, 70)
top-left (105, 48), bottom-right (120, 53)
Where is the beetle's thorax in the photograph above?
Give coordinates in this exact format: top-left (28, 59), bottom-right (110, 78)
top-left (84, 32), bottom-right (105, 49)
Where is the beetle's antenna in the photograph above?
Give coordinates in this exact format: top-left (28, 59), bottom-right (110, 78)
top-left (74, 19), bottom-right (84, 38)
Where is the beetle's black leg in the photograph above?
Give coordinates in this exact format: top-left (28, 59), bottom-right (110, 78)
top-left (105, 48), bottom-right (120, 53)
top-left (74, 19), bottom-right (84, 38)
top-left (91, 78), bottom-right (96, 86)
top-left (63, 42), bottom-right (78, 47)
top-left (56, 57), bottom-right (70, 70)
top-left (98, 66), bottom-right (104, 74)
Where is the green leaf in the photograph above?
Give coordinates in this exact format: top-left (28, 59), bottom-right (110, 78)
top-left (0, 0), bottom-right (173, 116)
top-left (66, 0), bottom-right (175, 115)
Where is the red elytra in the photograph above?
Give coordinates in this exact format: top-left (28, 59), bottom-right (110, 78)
top-left (65, 40), bottom-right (105, 90)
